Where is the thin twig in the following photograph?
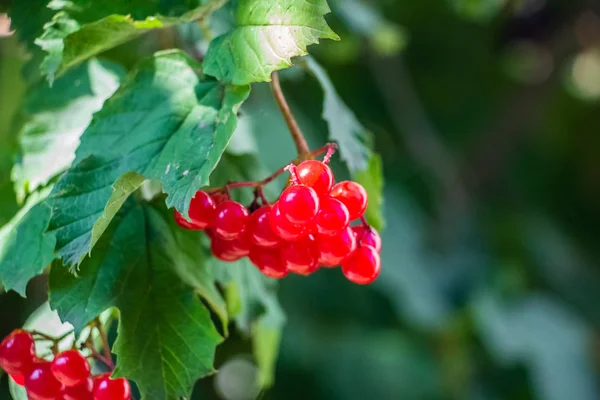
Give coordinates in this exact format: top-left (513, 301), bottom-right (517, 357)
top-left (270, 71), bottom-right (311, 158)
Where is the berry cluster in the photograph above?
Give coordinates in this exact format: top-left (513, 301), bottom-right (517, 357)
top-left (0, 329), bottom-right (130, 400)
top-left (174, 158), bottom-right (381, 284)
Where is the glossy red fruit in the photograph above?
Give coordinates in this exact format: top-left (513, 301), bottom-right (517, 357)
top-left (25, 361), bottom-right (64, 400)
top-left (249, 247), bottom-right (289, 279)
top-left (93, 373), bottom-right (131, 400)
top-left (10, 373), bottom-right (25, 386)
top-left (214, 200), bottom-right (249, 240)
top-left (352, 226), bottom-right (382, 252)
top-left (341, 245), bottom-right (381, 285)
top-left (280, 235), bottom-right (320, 276)
top-left (296, 160), bottom-right (334, 197)
top-left (211, 235), bottom-right (249, 262)
top-left (330, 181), bottom-right (368, 221)
top-left (63, 376), bottom-right (93, 400)
top-left (317, 227), bottom-right (357, 267)
top-left (247, 206), bottom-right (281, 248)
top-left (278, 185), bottom-right (320, 225)
top-left (50, 349), bottom-right (90, 387)
top-left (0, 329), bottom-right (36, 376)
top-left (188, 190), bottom-right (217, 229)
top-left (269, 203), bottom-right (306, 242)
top-left (315, 197), bottom-right (350, 236)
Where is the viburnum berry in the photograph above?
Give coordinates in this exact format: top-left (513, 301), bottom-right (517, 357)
top-left (352, 226), bottom-right (382, 252)
top-left (341, 245), bottom-right (381, 285)
top-left (249, 247), bottom-right (289, 279)
top-left (269, 203), bottom-right (306, 242)
top-left (50, 349), bottom-right (90, 387)
top-left (296, 160), bottom-right (334, 197)
top-left (317, 227), bottom-right (357, 267)
top-left (92, 373), bottom-right (131, 400)
top-left (0, 329), bottom-right (36, 376)
top-left (10, 373), bottom-right (25, 386)
top-left (211, 235), bottom-right (249, 262)
top-left (62, 376), bottom-right (93, 400)
top-left (187, 190), bottom-right (217, 229)
top-left (330, 181), bottom-right (368, 221)
top-left (315, 197), bottom-right (350, 236)
top-left (278, 184), bottom-right (320, 225)
top-left (213, 200), bottom-right (249, 240)
top-left (246, 206), bottom-right (281, 248)
top-left (280, 235), bottom-right (320, 276)
top-left (25, 361), bottom-right (64, 400)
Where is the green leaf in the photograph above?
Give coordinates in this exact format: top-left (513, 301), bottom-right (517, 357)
top-left (217, 259), bottom-right (285, 388)
top-left (50, 202), bottom-right (222, 399)
top-left (12, 59), bottom-right (124, 201)
top-left (34, 0), bottom-right (227, 81)
top-left (204, 0), bottom-right (339, 85)
top-left (354, 154), bottom-right (385, 231)
top-left (45, 50), bottom-right (249, 266)
top-left (303, 56), bottom-right (370, 174)
top-left (0, 188), bottom-right (55, 296)
top-left (166, 215), bottom-right (229, 335)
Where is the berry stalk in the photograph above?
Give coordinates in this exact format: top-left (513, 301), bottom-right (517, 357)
top-left (270, 71), bottom-right (311, 159)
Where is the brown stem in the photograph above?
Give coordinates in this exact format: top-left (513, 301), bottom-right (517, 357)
top-left (205, 142), bottom-right (338, 195)
top-left (270, 71), bottom-right (310, 158)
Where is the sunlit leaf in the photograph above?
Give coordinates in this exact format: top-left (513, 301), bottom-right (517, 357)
top-left (204, 0), bottom-right (339, 85)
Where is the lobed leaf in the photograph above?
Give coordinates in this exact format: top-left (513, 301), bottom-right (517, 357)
top-left (204, 0), bottom-right (339, 85)
top-left (50, 202), bottom-right (222, 399)
top-left (12, 59), bottom-right (124, 201)
top-left (20, 0), bottom-right (227, 81)
top-left (303, 56), bottom-right (370, 174)
top-left (45, 50), bottom-right (249, 267)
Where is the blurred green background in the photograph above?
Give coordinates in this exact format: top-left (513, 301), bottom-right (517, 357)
top-left (2, 0), bottom-right (600, 399)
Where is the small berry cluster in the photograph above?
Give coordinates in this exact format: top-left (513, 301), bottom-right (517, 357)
top-left (0, 329), bottom-right (130, 400)
top-left (174, 157), bottom-right (381, 284)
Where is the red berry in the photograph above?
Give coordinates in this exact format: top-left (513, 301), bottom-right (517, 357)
top-left (330, 181), bottom-right (368, 221)
top-left (315, 197), bottom-right (350, 236)
top-left (174, 210), bottom-right (199, 230)
top-left (341, 245), bottom-right (381, 285)
top-left (317, 227), bottom-right (357, 267)
top-left (10, 373), bottom-right (25, 386)
top-left (92, 373), bottom-right (131, 400)
top-left (280, 235), bottom-right (320, 276)
top-left (249, 247), bottom-right (289, 279)
top-left (269, 203), bottom-right (306, 242)
top-left (63, 377), bottom-right (93, 400)
top-left (50, 350), bottom-right (90, 387)
top-left (247, 206), bottom-right (281, 249)
top-left (188, 190), bottom-right (217, 229)
top-left (296, 160), bottom-right (334, 196)
top-left (0, 329), bottom-right (36, 376)
top-left (25, 361), bottom-right (64, 400)
top-left (352, 226), bottom-right (382, 252)
top-left (210, 235), bottom-right (249, 262)
top-left (214, 200), bottom-right (249, 240)
top-left (278, 185), bottom-right (320, 225)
